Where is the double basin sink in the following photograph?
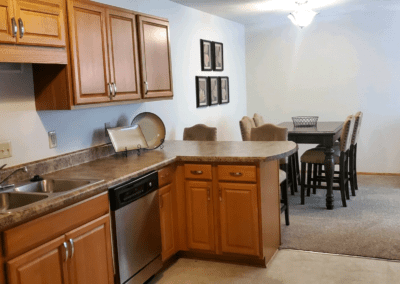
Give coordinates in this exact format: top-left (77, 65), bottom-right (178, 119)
top-left (0, 178), bottom-right (102, 214)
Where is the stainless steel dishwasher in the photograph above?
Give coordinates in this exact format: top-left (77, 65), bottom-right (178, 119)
top-left (109, 171), bottom-right (162, 284)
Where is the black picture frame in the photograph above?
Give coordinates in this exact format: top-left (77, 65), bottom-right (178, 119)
top-left (196, 76), bottom-right (209, 108)
top-left (200, 40), bottom-right (213, 71)
top-left (219, 77), bottom-right (229, 104)
top-left (212, 42), bottom-right (224, 71)
top-left (208, 77), bottom-right (220, 106)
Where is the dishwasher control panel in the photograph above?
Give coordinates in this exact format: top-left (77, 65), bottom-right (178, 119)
top-left (108, 171), bottom-right (159, 211)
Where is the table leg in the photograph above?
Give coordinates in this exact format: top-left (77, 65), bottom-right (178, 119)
top-left (324, 147), bottom-right (335, 210)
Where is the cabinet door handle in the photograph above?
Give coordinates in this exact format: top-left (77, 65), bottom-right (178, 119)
top-left (219, 187), bottom-right (222, 202)
top-left (11, 18), bottom-right (17, 38)
top-left (190, 170), bottom-right (203, 175)
top-left (144, 81), bottom-right (148, 94)
top-left (63, 242), bottom-right (69, 261)
top-left (113, 83), bottom-right (117, 97)
top-left (108, 83), bottom-right (113, 99)
top-left (230, 172), bottom-right (243, 177)
top-left (18, 18), bottom-right (24, 38)
top-left (69, 239), bottom-right (74, 259)
top-left (207, 187), bottom-right (210, 201)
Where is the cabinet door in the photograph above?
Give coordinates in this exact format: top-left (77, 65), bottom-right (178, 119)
top-left (137, 16), bottom-right (173, 99)
top-left (185, 180), bottom-right (214, 251)
top-left (107, 9), bottom-right (141, 101)
top-left (7, 236), bottom-right (68, 284)
top-left (68, 1), bottom-right (111, 105)
top-left (0, 0), bottom-right (16, 43)
top-left (14, 0), bottom-right (66, 47)
top-left (65, 214), bottom-right (114, 284)
top-left (159, 183), bottom-right (176, 261)
top-left (219, 183), bottom-right (260, 256)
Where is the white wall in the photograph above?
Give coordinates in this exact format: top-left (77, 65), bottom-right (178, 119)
top-left (0, 0), bottom-right (246, 167)
top-left (246, 5), bottom-right (400, 173)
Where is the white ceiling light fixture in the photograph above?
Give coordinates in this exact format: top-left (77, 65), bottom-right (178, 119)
top-left (288, 1), bottom-right (318, 28)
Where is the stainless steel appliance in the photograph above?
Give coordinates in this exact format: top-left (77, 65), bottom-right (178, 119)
top-left (109, 171), bottom-right (162, 284)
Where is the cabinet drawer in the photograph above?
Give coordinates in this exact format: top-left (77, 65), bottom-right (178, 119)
top-left (218, 165), bottom-right (257, 182)
top-left (159, 165), bottom-right (174, 187)
top-left (184, 164), bottom-right (212, 180)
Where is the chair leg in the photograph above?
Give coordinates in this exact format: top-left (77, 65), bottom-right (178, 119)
top-left (349, 147), bottom-right (355, 195)
top-left (317, 164), bottom-right (323, 187)
top-left (295, 152), bottom-right (301, 185)
top-left (340, 154), bottom-right (349, 205)
top-left (287, 162), bottom-right (295, 196)
top-left (290, 155), bottom-right (298, 194)
top-left (312, 163), bottom-right (318, 194)
top-left (301, 162), bottom-right (306, 205)
top-left (348, 151), bottom-right (355, 197)
top-left (307, 163), bottom-right (312, 197)
top-left (281, 178), bottom-right (289, 226)
top-left (354, 144), bottom-right (359, 190)
top-left (339, 168), bottom-right (347, 207)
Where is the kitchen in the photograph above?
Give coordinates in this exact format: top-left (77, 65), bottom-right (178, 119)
top-left (1, 0), bottom-right (400, 283)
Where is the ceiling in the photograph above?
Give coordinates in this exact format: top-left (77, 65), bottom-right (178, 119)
top-left (169, 0), bottom-right (391, 28)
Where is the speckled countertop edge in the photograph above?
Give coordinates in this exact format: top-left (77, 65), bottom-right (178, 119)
top-left (0, 141), bottom-right (297, 231)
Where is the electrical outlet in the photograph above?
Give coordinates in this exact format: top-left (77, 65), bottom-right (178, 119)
top-left (48, 131), bottom-right (57, 148)
top-left (0, 141), bottom-right (12, 159)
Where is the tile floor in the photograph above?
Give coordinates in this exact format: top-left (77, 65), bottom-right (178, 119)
top-left (150, 249), bottom-right (400, 284)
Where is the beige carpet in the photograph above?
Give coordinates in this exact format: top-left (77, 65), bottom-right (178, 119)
top-left (281, 175), bottom-right (400, 260)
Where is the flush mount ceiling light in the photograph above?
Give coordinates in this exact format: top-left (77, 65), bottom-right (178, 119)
top-left (288, 1), bottom-right (318, 28)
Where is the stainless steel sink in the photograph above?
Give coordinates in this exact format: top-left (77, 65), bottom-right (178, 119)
top-left (14, 179), bottom-right (100, 194)
top-left (0, 192), bottom-right (48, 213)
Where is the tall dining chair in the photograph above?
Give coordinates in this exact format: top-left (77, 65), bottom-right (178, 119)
top-left (349, 111), bottom-right (363, 192)
top-left (250, 123), bottom-right (297, 226)
top-left (239, 116), bottom-right (256, 141)
top-left (253, 113), bottom-right (265, 127)
top-left (300, 115), bottom-right (355, 207)
top-left (183, 124), bottom-right (217, 141)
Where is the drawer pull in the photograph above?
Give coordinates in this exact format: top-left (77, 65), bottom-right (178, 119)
top-left (69, 239), bottom-right (74, 259)
top-left (230, 172), bottom-right (243, 177)
top-left (18, 18), bottom-right (24, 38)
top-left (11, 18), bottom-right (17, 38)
top-left (219, 187), bottom-right (222, 202)
top-left (63, 242), bottom-right (68, 262)
top-left (207, 187), bottom-right (210, 201)
top-left (190, 170), bottom-right (203, 175)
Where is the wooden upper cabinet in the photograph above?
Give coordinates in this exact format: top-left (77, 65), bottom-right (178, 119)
top-left (14, 0), bottom-right (66, 47)
top-left (68, 1), bottom-right (110, 105)
top-left (65, 215), bottom-right (114, 284)
top-left (185, 180), bottom-right (214, 251)
top-left (7, 236), bottom-right (68, 284)
top-left (219, 183), bottom-right (260, 256)
top-left (0, 0), bottom-right (17, 43)
top-left (137, 15), bottom-right (173, 99)
top-left (107, 9), bottom-right (141, 101)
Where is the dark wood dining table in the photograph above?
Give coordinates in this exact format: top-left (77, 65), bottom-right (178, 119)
top-left (277, 122), bottom-right (344, 209)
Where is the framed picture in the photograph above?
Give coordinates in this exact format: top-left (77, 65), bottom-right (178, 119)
top-left (196, 76), bottom-right (209, 107)
top-left (200, 40), bottom-right (213, 71)
top-left (212, 42), bottom-right (224, 71)
top-left (219, 77), bottom-right (229, 104)
top-left (208, 77), bottom-right (219, 106)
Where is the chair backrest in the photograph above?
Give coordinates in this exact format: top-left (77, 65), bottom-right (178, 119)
top-left (239, 116), bottom-right (256, 141)
top-left (351, 111), bottom-right (363, 145)
top-left (340, 115), bottom-right (355, 152)
top-left (250, 124), bottom-right (288, 142)
top-left (253, 113), bottom-right (265, 127)
top-left (183, 124), bottom-right (217, 141)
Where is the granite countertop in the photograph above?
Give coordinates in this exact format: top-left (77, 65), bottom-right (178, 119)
top-left (0, 140), bottom-right (297, 231)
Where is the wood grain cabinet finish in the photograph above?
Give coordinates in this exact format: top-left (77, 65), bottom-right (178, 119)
top-left (185, 180), bottom-right (215, 251)
top-left (0, 0), bottom-right (66, 47)
top-left (219, 182), bottom-right (260, 256)
top-left (137, 15), bottom-right (173, 99)
top-left (68, 1), bottom-right (141, 105)
top-left (159, 183), bottom-right (176, 261)
top-left (0, 0), bottom-right (17, 43)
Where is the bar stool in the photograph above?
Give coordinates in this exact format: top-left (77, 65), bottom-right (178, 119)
top-left (300, 115), bottom-right (355, 207)
top-left (183, 124), bottom-right (217, 141)
top-left (349, 111), bottom-right (363, 192)
top-left (251, 124), bottom-right (297, 225)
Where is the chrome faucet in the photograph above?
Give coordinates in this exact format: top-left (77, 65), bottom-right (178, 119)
top-left (0, 166), bottom-right (28, 190)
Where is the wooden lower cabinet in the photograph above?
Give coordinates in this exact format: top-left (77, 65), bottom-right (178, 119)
top-left (159, 183), bottom-right (176, 261)
top-left (185, 180), bottom-right (215, 251)
top-left (7, 236), bottom-right (67, 284)
top-left (219, 182), bottom-right (260, 256)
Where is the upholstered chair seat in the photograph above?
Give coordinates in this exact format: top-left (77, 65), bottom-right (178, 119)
top-left (183, 124), bottom-right (217, 141)
top-left (301, 148), bottom-right (341, 164)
